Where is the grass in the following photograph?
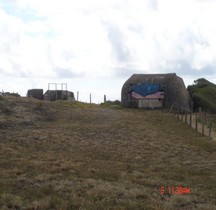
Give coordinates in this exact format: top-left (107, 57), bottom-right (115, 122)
top-left (1, 96), bottom-right (216, 209)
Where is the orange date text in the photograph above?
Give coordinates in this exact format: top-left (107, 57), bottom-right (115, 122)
top-left (160, 186), bottom-right (191, 195)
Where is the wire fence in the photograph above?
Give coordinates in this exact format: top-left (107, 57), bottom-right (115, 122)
top-left (170, 104), bottom-right (216, 141)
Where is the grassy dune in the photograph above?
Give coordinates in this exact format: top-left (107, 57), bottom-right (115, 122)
top-left (0, 97), bottom-right (216, 209)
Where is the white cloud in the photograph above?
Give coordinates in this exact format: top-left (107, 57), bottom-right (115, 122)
top-left (0, 0), bottom-right (216, 101)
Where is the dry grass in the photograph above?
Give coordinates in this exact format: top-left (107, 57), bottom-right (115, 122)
top-left (1, 96), bottom-right (216, 209)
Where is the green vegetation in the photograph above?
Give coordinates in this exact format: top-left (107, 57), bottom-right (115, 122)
top-left (0, 97), bottom-right (216, 209)
top-left (4, 92), bottom-right (21, 97)
top-left (100, 100), bottom-right (123, 109)
top-left (187, 78), bottom-right (216, 113)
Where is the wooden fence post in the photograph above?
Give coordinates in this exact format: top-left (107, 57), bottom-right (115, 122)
top-left (168, 103), bottom-right (175, 114)
top-left (199, 107), bottom-right (202, 118)
top-left (185, 112), bottom-right (187, 123)
top-left (181, 110), bottom-right (183, 121)
top-left (190, 111), bottom-right (192, 127)
top-left (208, 120), bottom-right (212, 140)
top-left (204, 112), bottom-right (206, 125)
top-left (174, 105), bottom-right (177, 118)
top-left (202, 113), bottom-right (205, 135)
top-left (195, 114), bottom-right (198, 131)
top-left (177, 108), bottom-right (179, 120)
top-left (77, 91), bottom-right (79, 101)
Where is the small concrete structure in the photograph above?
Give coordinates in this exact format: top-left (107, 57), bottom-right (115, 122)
top-left (27, 89), bottom-right (43, 100)
top-left (43, 90), bottom-right (75, 101)
top-left (27, 85), bottom-right (75, 102)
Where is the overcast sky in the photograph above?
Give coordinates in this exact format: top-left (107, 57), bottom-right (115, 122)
top-left (0, 0), bottom-right (216, 103)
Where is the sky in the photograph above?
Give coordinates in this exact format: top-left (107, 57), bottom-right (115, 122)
top-left (0, 0), bottom-right (216, 103)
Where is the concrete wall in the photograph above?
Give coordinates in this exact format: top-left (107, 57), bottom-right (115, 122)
top-left (121, 73), bottom-right (191, 111)
top-left (138, 99), bottom-right (162, 109)
top-left (27, 89), bottom-right (43, 100)
top-left (44, 90), bottom-right (75, 101)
